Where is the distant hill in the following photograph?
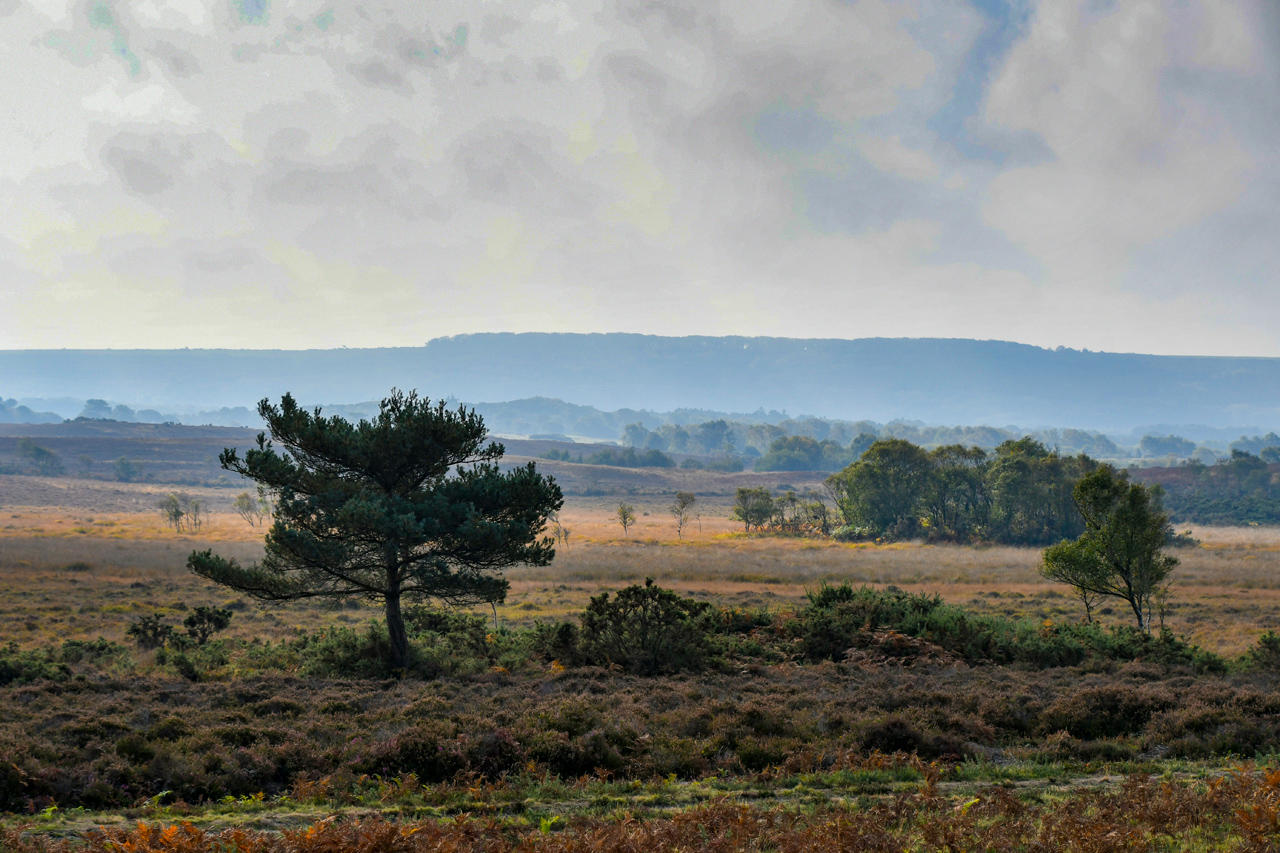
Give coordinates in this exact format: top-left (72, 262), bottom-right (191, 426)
top-left (3, 334), bottom-right (1279, 433)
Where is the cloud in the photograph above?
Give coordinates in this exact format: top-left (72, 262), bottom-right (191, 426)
top-left (979, 1), bottom-right (1276, 289)
top-left (0, 0), bottom-right (1276, 355)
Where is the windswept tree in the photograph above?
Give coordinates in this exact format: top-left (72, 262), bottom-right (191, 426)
top-left (1042, 466), bottom-right (1177, 632)
top-left (188, 390), bottom-right (563, 671)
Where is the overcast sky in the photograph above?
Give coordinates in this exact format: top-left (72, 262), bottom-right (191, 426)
top-left (2, 0), bottom-right (1277, 354)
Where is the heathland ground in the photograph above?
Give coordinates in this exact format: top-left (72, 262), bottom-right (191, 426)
top-left (5, 467), bottom-right (1280, 849)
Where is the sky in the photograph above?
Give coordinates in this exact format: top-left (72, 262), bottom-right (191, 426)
top-left (2, 0), bottom-right (1278, 355)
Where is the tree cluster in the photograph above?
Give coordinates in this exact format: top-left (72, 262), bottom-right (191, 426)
top-left (731, 487), bottom-right (832, 535)
top-left (826, 437), bottom-right (1095, 545)
top-left (159, 492), bottom-right (206, 532)
top-left (1150, 450), bottom-right (1280, 524)
top-left (753, 435), bottom-right (862, 472)
top-left (621, 415), bottom-right (1122, 469)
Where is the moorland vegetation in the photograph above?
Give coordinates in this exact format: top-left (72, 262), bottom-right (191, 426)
top-left (5, 395), bottom-right (1280, 849)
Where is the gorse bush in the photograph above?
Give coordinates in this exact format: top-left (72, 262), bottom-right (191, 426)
top-left (579, 578), bottom-right (715, 674)
top-left (285, 610), bottom-right (525, 679)
top-left (529, 621), bottom-right (583, 666)
top-left (0, 639), bottom-right (126, 686)
top-left (128, 608), bottom-right (234, 650)
top-left (183, 606), bottom-right (233, 645)
top-left (292, 623), bottom-right (402, 679)
top-left (126, 614), bottom-right (176, 650)
top-left (1246, 631), bottom-right (1280, 670)
top-left (0, 643), bottom-right (70, 685)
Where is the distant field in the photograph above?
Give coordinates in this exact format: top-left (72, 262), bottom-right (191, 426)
top-left (3, 475), bottom-right (1279, 657)
top-left (0, 417), bottom-right (829, 495)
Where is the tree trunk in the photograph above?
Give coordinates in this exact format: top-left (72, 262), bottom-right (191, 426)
top-left (385, 592), bottom-right (408, 674)
top-left (1128, 596), bottom-right (1147, 633)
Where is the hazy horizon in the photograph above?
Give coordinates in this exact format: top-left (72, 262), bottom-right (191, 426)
top-left (5, 335), bottom-right (1280, 435)
top-left (3, 331), bottom-right (1280, 360)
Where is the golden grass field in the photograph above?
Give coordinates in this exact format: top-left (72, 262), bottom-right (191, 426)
top-left (3, 476), bottom-right (1279, 657)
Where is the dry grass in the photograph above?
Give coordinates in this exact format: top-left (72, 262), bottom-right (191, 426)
top-left (3, 488), bottom-right (1280, 656)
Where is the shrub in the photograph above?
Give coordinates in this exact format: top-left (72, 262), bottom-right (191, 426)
top-left (0, 643), bottom-right (69, 685)
top-left (529, 621), bottom-right (583, 665)
top-left (794, 583), bottom-right (1221, 670)
top-left (832, 525), bottom-right (869, 542)
top-left (1039, 686), bottom-right (1174, 740)
top-left (1245, 631), bottom-right (1280, 670)
top-left (127, 614), bottom-right (176, 650)
top-left (403, 607), bottom-right (488, 640)
top-left (57, 638), bottom-right (126, 665)
top-left (183, 606), bottom-right (232, 645)
top-left (579, 579), bottom-right (714, 674)
top-left (294, 624), bottom-right (400, 679)
top-left (859, 716), bottom-right (961, 759)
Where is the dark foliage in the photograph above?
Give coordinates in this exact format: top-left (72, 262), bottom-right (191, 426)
top-left (794, 583), bottom-right (1222, 671)
top-left (187, 390), bottom-right (562, 671)
top-left (1138, 451), bottom-right (1280, 525)
top-left (827, 437), bottom-right (1095, 545)
top-left (583, 446), bottom-right (676, 468)
top-left (578, 579), bottom-right (714, 674)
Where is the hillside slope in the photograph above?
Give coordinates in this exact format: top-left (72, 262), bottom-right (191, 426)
top-left (3, 334), bottom-right (1279, 431)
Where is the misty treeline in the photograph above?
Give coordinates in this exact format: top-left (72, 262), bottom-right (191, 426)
top-left (619, 415), bottom-right (1280, 473)
top-left (1139, 450), bottom-right (1280, 525)
top-left (824, 437), bottom-right (1096, 546)
top-left (0, 396), bottom-right (259, 427)
top-left (0, 398), bottom-right (60, 424)
top-left (618, 416), bottom-right (1121, 472)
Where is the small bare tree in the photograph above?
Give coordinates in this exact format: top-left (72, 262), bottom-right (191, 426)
top-left (233, 491), bottom-right (267, 527)
top-left (670, 491), bottom-right (696, 539)
top-left (616, 502), bottom-right (636, 534)
top-left (159, 493), bottom-right (185, 532)
top-left (549, 512), bottom-right (570, 549)
top-left (159, 492), bottom-right (204, 532)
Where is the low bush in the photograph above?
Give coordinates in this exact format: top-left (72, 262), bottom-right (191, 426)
top-left (126, 614), bottom-right (175, 650)
top-left (578, 579), bottom-right (715, 674)
top-left (293, 624), bottom-right (400, 679)
top-left (794, 583), bottom-right (1224, 671)
top-left (1039, 686), bottom-right (1174, 739)
top-left (529, 621), bottom-right (583, 666)
top-left (183, 606), bottom-right (233, 645)
top-left (0, 643), bottom-right (70, 686)
top-left (1244, 631), bottom-right (1280, 670)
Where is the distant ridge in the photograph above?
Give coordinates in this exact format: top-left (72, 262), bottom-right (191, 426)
top-left (2, 334), bottom-right (1279, 432)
